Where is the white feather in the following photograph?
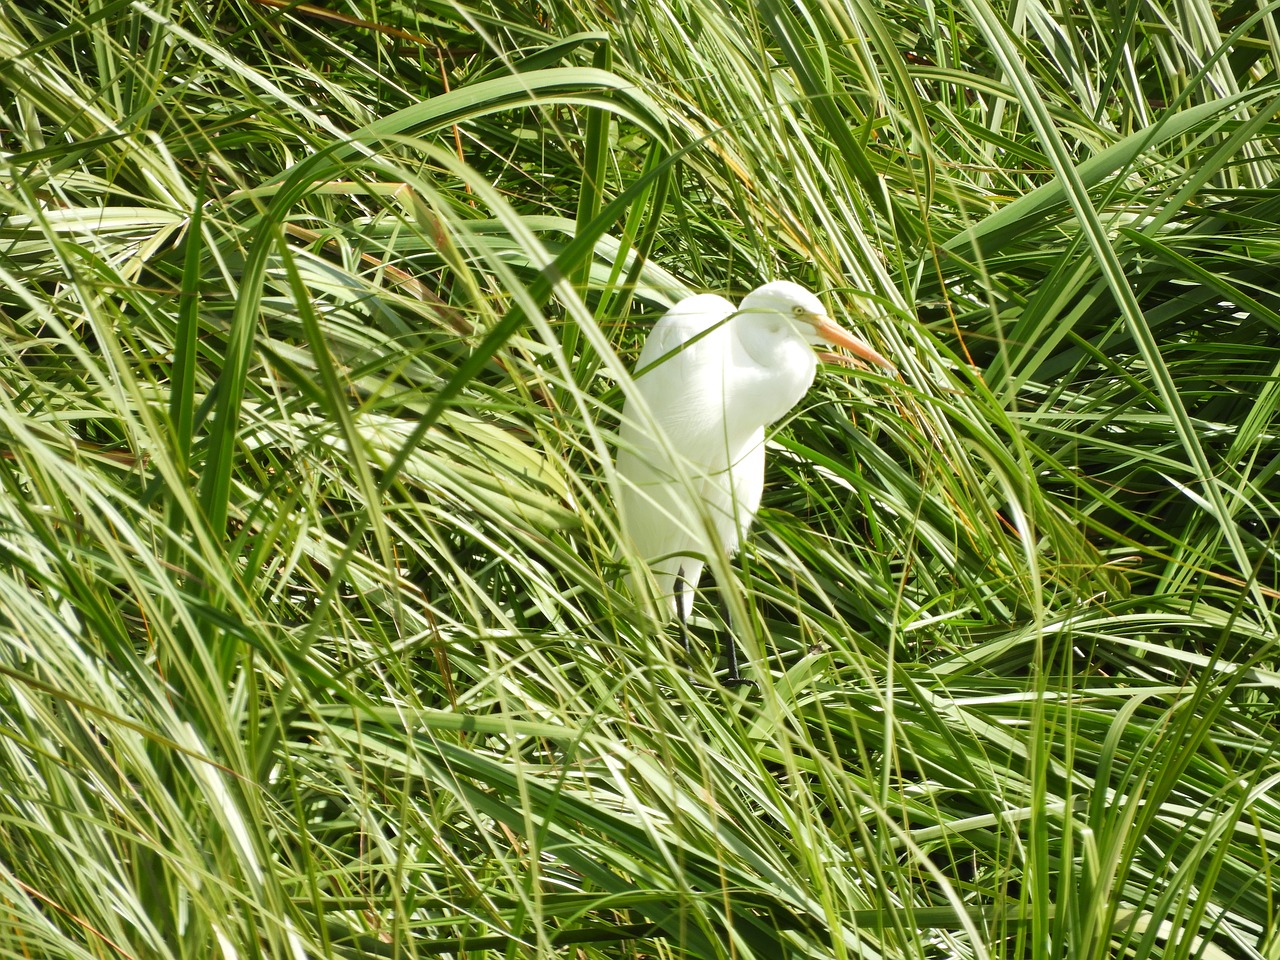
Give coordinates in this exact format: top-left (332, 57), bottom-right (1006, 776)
top-left (616, 281), bottom-right (890, 622)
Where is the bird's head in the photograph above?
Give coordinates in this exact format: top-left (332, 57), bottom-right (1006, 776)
top-left (738, 281), bottom-right (895, 372)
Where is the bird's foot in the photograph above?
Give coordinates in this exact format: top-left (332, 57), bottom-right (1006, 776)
top-left (719, 634), bottom-right (756, 690)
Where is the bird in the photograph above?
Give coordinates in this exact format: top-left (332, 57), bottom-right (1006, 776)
top-left (615, 281), bottom-right (894, 684)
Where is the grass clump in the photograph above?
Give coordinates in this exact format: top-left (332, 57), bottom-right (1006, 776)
top-left (0, 0), bottom-right (1278, 957)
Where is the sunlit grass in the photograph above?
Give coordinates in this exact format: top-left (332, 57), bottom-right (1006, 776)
top-left (0, 0), bottom-right (1277, 957)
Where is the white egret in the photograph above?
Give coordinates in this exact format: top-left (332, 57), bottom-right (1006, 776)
top-left (616, 281), bottom-right (894, 684)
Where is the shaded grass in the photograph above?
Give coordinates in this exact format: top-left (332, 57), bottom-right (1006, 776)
top-left (0, 0), bottom-right (1278, 957)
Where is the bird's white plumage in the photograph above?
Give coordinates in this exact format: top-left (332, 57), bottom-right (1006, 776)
top-left (616, 281), bottom-right (890, 623)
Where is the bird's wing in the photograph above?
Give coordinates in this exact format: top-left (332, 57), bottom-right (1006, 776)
top-left (621, 294), bottom-right (738, 463)
top-left (631, 295), bottom-right (734, 379)
top-left (616, 295), bottom-right (738, 614)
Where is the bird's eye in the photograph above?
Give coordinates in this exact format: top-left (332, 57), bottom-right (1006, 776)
top-left (791, 304), bottom-right (806, 317)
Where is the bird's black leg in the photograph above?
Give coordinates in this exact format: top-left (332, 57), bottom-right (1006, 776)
top-left (724, 630), bottom-right (744, 685)
top-left (675, 566), bottom-right (692, 658)
top-left (676, 567), bottom-right (753, 688)
top-left (717, 590), bottom-right (755, 688)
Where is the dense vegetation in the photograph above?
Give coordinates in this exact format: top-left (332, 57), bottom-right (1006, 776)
top-left (1, 0), bottom-right (1278, 956)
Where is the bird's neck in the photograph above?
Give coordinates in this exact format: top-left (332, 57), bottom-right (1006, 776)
top-left (728, 333), bottom-right (818, 427)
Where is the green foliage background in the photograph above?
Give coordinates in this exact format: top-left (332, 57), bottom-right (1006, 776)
top-left (1, 0), bottom-right (1278, 957)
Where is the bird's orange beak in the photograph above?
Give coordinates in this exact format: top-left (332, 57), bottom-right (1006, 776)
top-left (813, 316), bottom-right (896, 373)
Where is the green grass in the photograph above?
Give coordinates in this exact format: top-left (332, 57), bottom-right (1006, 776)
top-left (1, 0), bottom-right (1278, 957)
